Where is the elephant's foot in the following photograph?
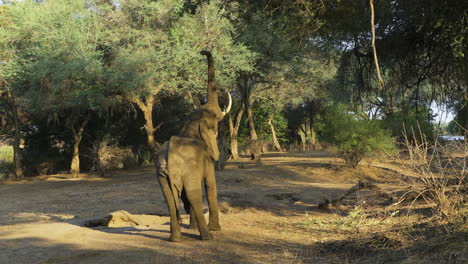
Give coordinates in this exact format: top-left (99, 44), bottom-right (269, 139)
top-left (169, 233), bottom-right (183, 242)
top-left (208, 223), bottom-right (221, 231)
top-left (199, 232), bottom-right (213, 241)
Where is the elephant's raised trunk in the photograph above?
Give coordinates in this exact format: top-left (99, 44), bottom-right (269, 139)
top-left (200, 50), bottom-right (218, 106)
top-left (222, 93), bottom-right (232, 117)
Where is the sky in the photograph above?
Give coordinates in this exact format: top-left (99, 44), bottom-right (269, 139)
top-left (431, 102), bottom-right (455, 124)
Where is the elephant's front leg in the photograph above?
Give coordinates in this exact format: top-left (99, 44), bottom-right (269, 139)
top-left (158, 176), bottom-right (182, 242)
top-left (205, 162), bottom-right (221, 231)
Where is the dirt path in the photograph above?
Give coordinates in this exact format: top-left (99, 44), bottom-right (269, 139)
top-left (1, 152), bottom-right (403, 264)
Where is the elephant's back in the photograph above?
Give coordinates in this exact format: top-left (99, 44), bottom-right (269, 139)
top-left (168, 136), bottom-right (209, 175)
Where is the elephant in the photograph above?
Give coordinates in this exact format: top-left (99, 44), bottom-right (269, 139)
top-left (155, 50), bottom-right (231, 242)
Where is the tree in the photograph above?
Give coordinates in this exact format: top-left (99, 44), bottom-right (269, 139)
top-left (227, 0), bottom-right (327, 159)
top-left (2, 0), bottom-right (107, 177)
top-left (0, 52), bottom-right (23, 180)
top-left (319, 0), bottom-right (467, 122)
top-left (319, 104), bottom-right (395, 168)
top-left (103, 0), bottom-right (255, 158)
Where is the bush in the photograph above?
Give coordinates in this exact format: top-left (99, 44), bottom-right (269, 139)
top-left (92, 139), bottom-right (136, 176)
top-left (401, 130), bottom-right (467, 220)
top-left (382, 107), bottom-right (435, 142)
top-left (320, 104), bottom-right (395, 168)
top-left (0, 161), bottom-right (15, 180)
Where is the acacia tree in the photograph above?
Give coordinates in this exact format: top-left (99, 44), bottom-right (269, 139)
top-left (104, 0), bottom-right (255, 157)
top-left (318, 0), bottom-right (467, 126)
top-left (225, 0), bottom-right (326, 159)
top-left (3, 0), bottom-right (107, 177)
top-left (0, 51), bottom-right (23, 180)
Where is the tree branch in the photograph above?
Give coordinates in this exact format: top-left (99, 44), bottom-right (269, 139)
top-left (370, 0), bottom-right (385, 89)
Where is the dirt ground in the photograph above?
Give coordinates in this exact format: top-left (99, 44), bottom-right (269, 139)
top-left (1, 151), bottom-right (466, 264)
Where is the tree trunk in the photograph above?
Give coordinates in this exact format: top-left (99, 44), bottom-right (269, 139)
top-left (228, 105), bottom-right (244, 160)
top-left (71, 118), bottom-right (88, 178)
top-left (245, 101), bottom-right (258, 140)
top-left (462, 97), bottom-right (468, 132)
top-left (245, 98), bottom-right (261, 160)
top-left (133, 97), bottom-right (159, 160)
top-left (6, 88), bottom-right (22, 180)
top-left (310, 126), bottom-right (317, 148)
top-left (267, 114), bottom-right (282, 152)
top-left (238, 74), bottom-right (261, 161)
top-left (216, 119), bottom-right (229, 171)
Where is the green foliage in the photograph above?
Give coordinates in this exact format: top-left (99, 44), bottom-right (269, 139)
top-left (447, 120), bottom-right (463, 135)
top-left (382, 107), bottom-right (435, 142)
top-left (0, 161), bottom-right (14, 180)
top-left (0, 0), bottom-right (465, 177)
top-left (321, 0), bottom-right (467, 122)
top-left (3, 0), bottom-right (107, 114)
top-left (238, 99), bottom-right (288, 145)
top-left (319, 104), bottom-right (395, 167)
top-left (0, 146), bottom-right (14, 179)
top-left (105, 0), bottom-right (255, 100)
top-left (452, 99), bottom-right (468, 132)
top-left (0, 146), bottom-right (13, 162)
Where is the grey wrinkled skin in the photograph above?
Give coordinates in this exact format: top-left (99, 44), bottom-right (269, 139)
top-left (155, 51), bottom-right (229, 242)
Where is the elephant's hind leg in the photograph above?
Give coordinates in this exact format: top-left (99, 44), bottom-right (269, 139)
top-left (185, 188), bottom-right (211, 240)
top-left (181, 189), bottom-right (198, 230)
top-left (158, 176), bottom-right (182, 242)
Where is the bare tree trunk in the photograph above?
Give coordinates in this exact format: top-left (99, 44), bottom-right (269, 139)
top-left (310, 126), bottom-right (317, 149)
top-left (462, 96), bottom-right (468, 132)
top-left (71, 118), bottom-right (88, 178)
top-left (238, 74), bottom-right (261, 161)
top-left (299, 125), bottom-right (307, 151)
top-left (267, 114), bottom-right (282, 152)
top-left (133, 97), bottom-right (159, 160)
top-left (228, 105), bottom-right (244, 160)
top-left (369, 0), bottom-right (384, 89)
top-left (245, 97), bottom-right (261, 160)
top-left (6, 88), bottom-right (22, 180)
top-left (245, 99), bottom-right (258, 141)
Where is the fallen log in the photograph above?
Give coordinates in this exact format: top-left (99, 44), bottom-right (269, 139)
top-left (318, 181), bottom-right (397, 209)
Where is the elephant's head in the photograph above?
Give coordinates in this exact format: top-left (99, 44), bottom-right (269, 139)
top-left (179, 51), bottom-right (232, 161)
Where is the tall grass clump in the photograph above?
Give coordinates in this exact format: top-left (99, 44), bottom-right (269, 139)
top-left (400, 125), bottom-right (467, 221)
top-left (320, 104), bottom-right (395, 168)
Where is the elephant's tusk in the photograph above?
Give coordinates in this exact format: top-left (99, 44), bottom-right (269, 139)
top-left (222, 93), bottom-right (232, 116)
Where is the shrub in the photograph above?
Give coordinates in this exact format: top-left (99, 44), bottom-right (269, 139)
top-left (401, 130), bottom-right (467, 220)
top-left (382, 107), bottom-right (435, 142)
top-left (91, 139), bottom-right (136, 176)
top-left (0, 161), bottom-right (15, 180)
top-left (320, 104), bottom-right (395, 168)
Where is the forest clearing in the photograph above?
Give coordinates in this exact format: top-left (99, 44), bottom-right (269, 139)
top-left (1, 0), bottom-right (467, 263)
top-left (1, 151), bottom-right (466, 264)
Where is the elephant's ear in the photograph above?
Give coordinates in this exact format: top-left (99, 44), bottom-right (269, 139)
top-left (199, 119), bottom-right (220, 161)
